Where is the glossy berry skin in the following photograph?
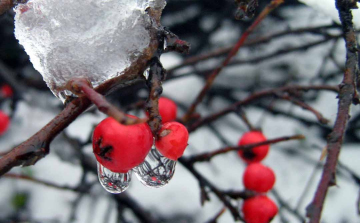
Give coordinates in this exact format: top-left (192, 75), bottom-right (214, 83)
top-left (92, 116), bottom-right (153, 173)
top-left (0, 85), bottom-right (13, 98)
top-left (147, 97), bottom-right (177, 123)
top-left (242, 195), bottom-right (278, 223)
top-left (155, 122), bottom-right (189, 160)
top-left (243, 163), bottom-right (275, 193)
top-left (238, 131), bottom-right (269, 163)
top-left (0, 111), bottom-right (10, 135)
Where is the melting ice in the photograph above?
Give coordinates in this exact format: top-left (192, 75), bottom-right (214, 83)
top-left (14, 0), bottom-right (166, 102)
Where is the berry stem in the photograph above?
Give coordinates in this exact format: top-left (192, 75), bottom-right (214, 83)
top-left (69, 78), bottom-right (145, 125)
top-left (145, 30), bottom-right (169, 137)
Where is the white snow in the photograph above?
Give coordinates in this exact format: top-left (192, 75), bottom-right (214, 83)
top-left (299, 0), bottom-right (360, 28)
top-left (14, 0), bottom-right (166, 102)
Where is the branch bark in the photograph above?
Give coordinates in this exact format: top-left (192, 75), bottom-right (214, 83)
top-left (306, 0), bottom-right (360, 222)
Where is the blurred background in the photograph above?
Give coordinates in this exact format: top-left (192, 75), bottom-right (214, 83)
top-left (0, 0), bottom-right (360, 222)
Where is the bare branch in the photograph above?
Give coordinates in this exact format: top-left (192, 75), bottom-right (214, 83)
top-left (307, 0), bottom-right (360, 222)
top-left (187, 134), bottom-right (304, 163)
top-left (182, 0), bottom-right (285, 122)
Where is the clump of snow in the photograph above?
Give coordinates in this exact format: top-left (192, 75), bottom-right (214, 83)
top-left (14, 0), bottom-right (166, 102)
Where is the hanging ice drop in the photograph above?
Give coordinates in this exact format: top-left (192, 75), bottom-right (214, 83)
top-left (97, 162), bottom-right (132, 194)
top-left (14, 0), bottom-right (166, 102)
top-left (134, 146), bottom-right (176, 188)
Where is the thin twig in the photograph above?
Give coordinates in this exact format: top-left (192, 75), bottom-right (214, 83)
top-left (205, 206), bottom-right (227, 223)
top-left (276, 93), bottom-right (329, 124)
top-left (168, 24), bottom-right (339, 75)
top-left (69, 78), bottom-right (146, 125)
top-left (182, 0), bottom-right (284, 122)
top-left (187, 134), bottom-right (304, 163)
top-left (189, 85), bottom-right (339, 132)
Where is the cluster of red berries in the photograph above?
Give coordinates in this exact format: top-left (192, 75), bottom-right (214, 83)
top-left (238, 131), bottom-right (278, 223)
top-left (92, 97), bottom-right (188, 174)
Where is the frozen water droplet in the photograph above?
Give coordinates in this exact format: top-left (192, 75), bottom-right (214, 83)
top-left (97, 162), bottom-right (131, 194)
top-left (143, 67), bottom-right (150, 80)
top-left (134, 147), bottom-right (176, 188)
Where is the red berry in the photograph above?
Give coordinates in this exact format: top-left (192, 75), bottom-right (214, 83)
top-left (92, 116), bottom-right (153, 173)
top-left (147, 97), bottom-right (177, 123)
top-left (0, 111), bottom-right (10, 135)
top-left (238, 131), bottom-right (269, 163)
top-left (242, 196), bottom-right (278, 223)
top-left (155, 122), bottom-right (189, 160)
top-left (0, 85), bottom-right (13, 98)
top-left (243, 163), bottom-right (275, 193)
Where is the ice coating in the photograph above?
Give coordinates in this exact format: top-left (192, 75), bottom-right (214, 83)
top-left (14, 0), bottom-right (166, 101)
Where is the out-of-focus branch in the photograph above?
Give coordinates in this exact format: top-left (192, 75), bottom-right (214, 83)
top-left (271, 188), bottom-right (306, 222)
top-left (170, 36), bottom-right (346, 81)
top-left (181, 0), bottom-right (284, 122)
top-left (276, 93), bottom-right (329, 124)
top-left (4, 173), bottom-right (88, 192)
top-left (189, 85), bottom-right (339, 132)
top-left (167, 24), bottom-right (338, 75)
top-left (205, 206), bottom-right (226, 223)
top-left (187, 134), bottom-right (304, 163)
top-left (307, 0), bottom-right (360, 222)
top-left (179, 157), bottom-right (242, 221)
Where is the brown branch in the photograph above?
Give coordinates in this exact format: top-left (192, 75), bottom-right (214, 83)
top-left (181, 0), bottom-right (284, 122)
top-left (68, 78), bottom-right (146, 125)
top-left (187, 134), bottom-right (304, 163)
top-left (189, 85), bottom-right (339, 132)
top-left (0, 75), bottom-right (142, 177)
top-left (306, 0), bottom-right (360, 222)
top-left (146, 58), bottom-right (165, 137)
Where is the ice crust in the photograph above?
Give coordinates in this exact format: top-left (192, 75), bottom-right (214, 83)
top-left (14, 0), bottom-right (166, 101)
